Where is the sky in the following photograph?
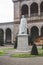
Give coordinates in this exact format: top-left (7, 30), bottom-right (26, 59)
top-left (0, 0), bottom-right (14, 23)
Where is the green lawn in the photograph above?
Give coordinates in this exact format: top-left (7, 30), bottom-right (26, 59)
top-left (11, 48), bottom-right (43, 58)
top-left (11, 53), bottom-right (37, 58)
top-left (38, 48), bottom-right (43, 56)
top-left (0, 47), bottom-right (43, 57)
top-left (0, 50), bottom-right (7, 56)
top-left (0, 48), bottom-right (15, 56)
top-left (2, 48), bottom-right (15, 50)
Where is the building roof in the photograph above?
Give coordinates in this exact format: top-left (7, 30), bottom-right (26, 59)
top-left (12, 0), bottom-right (29, 2)
top-left (0, 22), bottom-right (14, 25)
top-left (12, 0), bottom-right (18, 2)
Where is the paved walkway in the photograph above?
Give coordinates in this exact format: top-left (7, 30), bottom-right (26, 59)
top-left (0, 45), bottom-right (43, 65)
top-left (0, 56), bottom-right (43, 65)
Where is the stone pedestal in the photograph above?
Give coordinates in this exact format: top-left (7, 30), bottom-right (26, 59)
top-left (17, 34), bottom-right (29, 52)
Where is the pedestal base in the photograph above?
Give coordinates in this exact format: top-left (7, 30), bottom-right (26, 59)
top-left (17, 34), bottom-right (29, 52)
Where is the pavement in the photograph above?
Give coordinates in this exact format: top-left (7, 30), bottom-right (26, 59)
top-left (0, 45), bottom-right (43, 65)
top-left (0, 56), bottom-right (43, 65)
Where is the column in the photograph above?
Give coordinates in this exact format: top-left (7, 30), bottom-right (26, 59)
top-left (18, 1), bottom-right (21, 19)
top-left (29, 28), bottom-right (31, 36)
top-left (38, 4), bottom-right (40, 16)
top-left (4, 30), bottom-right (6, 43)
top-left (14, 1), bottom-right (21, 20)
top-left (11, 31), bottom-right (14, 44)
top-left (29, 6), bottom-right (30, 17)
top-left (39, 28), bottom-right (41, 36)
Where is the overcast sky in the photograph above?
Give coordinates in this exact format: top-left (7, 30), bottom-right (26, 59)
top-left (0, 0), bottom-right (13, 23)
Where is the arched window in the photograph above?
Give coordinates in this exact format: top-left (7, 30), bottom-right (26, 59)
top-left (40, 2), bottom-right (43, 15)
top-left (31, 26), bottom-right (39, 38)
top-left (30, 26), bottom-right (39, 44)
top-left (21, 4), bottom-right (28, 16)
top-left (0, 29), bottom-right (4, 43)
top-left (30, 2), bottom-right (38, 16)
top-left (6, 28), bottom-right (11, 43)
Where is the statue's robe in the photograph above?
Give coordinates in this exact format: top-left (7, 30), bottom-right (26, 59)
top-left (19, 17), bottom-right (27, 34)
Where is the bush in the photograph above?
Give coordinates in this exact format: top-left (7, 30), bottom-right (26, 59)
top-left (31, 44), bottom-right (38, 55)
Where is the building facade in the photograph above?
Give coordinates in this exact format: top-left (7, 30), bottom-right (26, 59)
top-left (0, 22), bottom-right (14, 44)
top-left (12, 0), bottom-right (43, 45)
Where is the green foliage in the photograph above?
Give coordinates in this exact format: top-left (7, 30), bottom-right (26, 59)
top-left (2, 48), bottom-right (15, 50)
top-left (11, 48), bottom-right (43, 58)
top-left (0, 50), bottom-right (7, 56)
top-left (0, 47), bottom-right (43, 57)
top-left (11, 53), bottom-right (36, 58)
top-left (38, 48), bottom-right (43, 56)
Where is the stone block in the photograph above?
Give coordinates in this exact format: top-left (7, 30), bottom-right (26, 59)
top-left (17, 34), bottom-right (29, 52)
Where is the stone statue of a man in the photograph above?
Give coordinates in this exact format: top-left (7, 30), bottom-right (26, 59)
top-left (19, 15), bottom-right (27, 34)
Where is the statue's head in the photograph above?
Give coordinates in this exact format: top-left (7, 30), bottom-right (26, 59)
top-left (19, 15), bottom-right (27, 34)
top-left (22, 15), bottom-right (25, 18)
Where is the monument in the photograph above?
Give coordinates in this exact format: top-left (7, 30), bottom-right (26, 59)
top-left (19, 15), bottom-right (27, 34)
top-left (17, 15), bottom-right (29, 52)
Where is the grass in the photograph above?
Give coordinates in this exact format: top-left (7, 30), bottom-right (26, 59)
top-left (2, 48), bottom-right (15, 50)
top-left (11, 53), bottom-right (37, 58)
top-left (0, 47), bottom-right (43, 57)
top-left (38, 48), bottom-right (43, 56)
top-left (0, 48), bottom-right (15, 56)
top-left (0, 50), bottom-right (7, 56)
top-left (11, 48), bottom-right (43, 58)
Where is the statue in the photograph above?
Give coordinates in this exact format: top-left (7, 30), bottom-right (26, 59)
top-left (19, 15), bottom-right (27, 34)
top-left (17, 15), bottom-right (29, 52)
